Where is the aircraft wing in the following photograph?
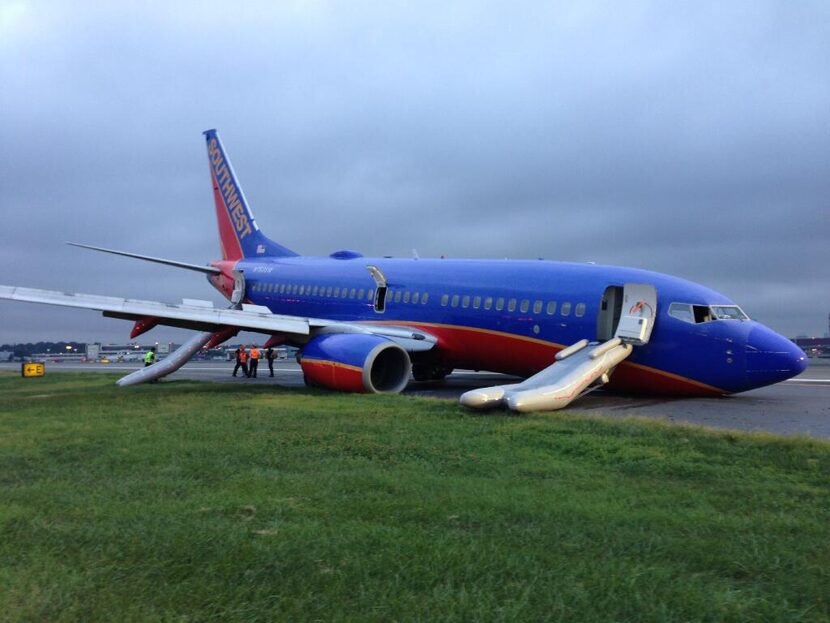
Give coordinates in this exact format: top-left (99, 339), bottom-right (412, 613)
top-left (0, 285), bottom-right (436, 351)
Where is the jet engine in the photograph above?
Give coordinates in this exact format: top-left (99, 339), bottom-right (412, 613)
top-left (299, 334), bottom-right (411, 393)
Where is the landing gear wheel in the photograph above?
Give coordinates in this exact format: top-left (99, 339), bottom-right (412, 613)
top-left (412, 364), bottom-right (453, 382)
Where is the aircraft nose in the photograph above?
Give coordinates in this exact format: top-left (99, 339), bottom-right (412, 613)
top-left (744, 325), bottom-right (808, 388)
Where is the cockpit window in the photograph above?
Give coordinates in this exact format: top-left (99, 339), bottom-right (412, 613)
top-left (669, 302), bottom-right (749, 324)
top-left (668, 303), bottom-right (694, 323)
top-left (710, 305), bottom-right (749, 321)
top-left (693, 305), bottom-right (712, 324)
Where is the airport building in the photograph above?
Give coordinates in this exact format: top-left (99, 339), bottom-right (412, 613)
top-left (794, 337), bottom-right (830, 358)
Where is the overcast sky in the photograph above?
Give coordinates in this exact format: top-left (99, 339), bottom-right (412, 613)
top-left (1, 0), bottom-right (828, 346)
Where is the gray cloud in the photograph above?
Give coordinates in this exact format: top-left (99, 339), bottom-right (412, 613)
top-left (1, 0), bottom-right (828, 344)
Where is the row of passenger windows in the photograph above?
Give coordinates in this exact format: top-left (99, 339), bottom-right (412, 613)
top-left (251, 281), bottom-right (381, 302)
top-left (440, 294), bottom-right (585, 317)
top-left (250, 281), bottom-right (586, 318)
top-left (251, 282), bottom-right (433, 306)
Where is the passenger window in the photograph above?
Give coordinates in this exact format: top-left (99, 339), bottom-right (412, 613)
top-left (412, 292), bottom-right (420, 304)
top-left (358, 288), bottom-right (364, 299)
top-left (334, 287), bottom-right (340, 297)
top-left (349, 288), bottom-right (356, 299)
top-left (533, 300), bottom-right (542, 314)
top-left (394, 291), bottom-right (402, 303)
top-left (422, 293), bottom-right (429, 304)
top-left (462, 295), bottom-right (470, 308)
top-left (326, 286), bottom-right (332, 297)
top-left (441, 294), bottom-right (449, 306)
top-left (279, 284), bottom-right (286, 294)
top-left (546, 301), bottom-right (556, 315)
top-left (473, 296), bottom-right (481, 309)
top-left (403, 291), bottom-right (410, 303)
top-left (520, 299), bottom-right (529, 313)
top-left (299, 285), bottom-right (305, 295)
top-left (561, 302), bottom-right (571, 316)
top-left (496, 298), bottom-right (505, 311)
top-left (575, 303), bottom-right (586, 317)
top-left (451, 295), bottom-right (459, 308)
top-left (508, 298), bottom-right (516, 312)
top-left (313, 286), bottom-right (319, 296)
top-left (367, 290), bottom-right (374, 301)
top-left (484, 296), bottom-right (493, 310)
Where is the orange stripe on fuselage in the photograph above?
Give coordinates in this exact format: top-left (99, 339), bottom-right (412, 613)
top-left (363, 320), bottom-right (725, 396)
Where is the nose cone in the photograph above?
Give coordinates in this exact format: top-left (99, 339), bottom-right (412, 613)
top-left (745, 325), bottom-right (808, 388)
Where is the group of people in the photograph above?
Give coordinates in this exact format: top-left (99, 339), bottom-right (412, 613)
top-left (233, 345), bottom-right (277, 378)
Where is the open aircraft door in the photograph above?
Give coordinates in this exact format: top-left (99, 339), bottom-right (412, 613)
top-left (366, 265), bottom-right (388, 313)
top-left (461, 282), bottom-right (659, 412)
top-left (231, 270), bottom-right (245, 307)
top-left (615, 283), bottom-right (657, 345)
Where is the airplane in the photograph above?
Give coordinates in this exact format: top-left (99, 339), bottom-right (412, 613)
top-left (108, 351), bottom-right (143, 363)
top-left (0, 130), bottom-right (808, 411)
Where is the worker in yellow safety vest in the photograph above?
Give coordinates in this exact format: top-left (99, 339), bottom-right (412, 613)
top-left (144, 347), bottom-right (156, 367)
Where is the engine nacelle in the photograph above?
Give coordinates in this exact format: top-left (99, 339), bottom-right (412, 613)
top-left (299, 334), bottom-right (411, 393)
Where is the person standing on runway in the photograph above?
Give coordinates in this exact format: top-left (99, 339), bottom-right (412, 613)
top-left (266, 346), bottom-right (276, 377)
top-left (249, 345), bottom-right (260, 378)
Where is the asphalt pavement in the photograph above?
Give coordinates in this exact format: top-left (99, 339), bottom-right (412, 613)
top-left (2, 359), bottom-right (829, 439)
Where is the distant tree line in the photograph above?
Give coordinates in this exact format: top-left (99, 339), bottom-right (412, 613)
top-left (0, 342), bottom-right (86, 358)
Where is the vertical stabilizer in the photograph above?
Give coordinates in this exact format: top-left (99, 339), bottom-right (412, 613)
top-left (203, 129), bottom-right (298, 260)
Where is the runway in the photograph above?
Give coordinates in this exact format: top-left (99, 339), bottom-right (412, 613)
top-left (3, 359), bottom-right (829, 439)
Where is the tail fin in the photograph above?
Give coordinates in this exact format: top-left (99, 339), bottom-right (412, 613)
top-left (203, 129), bottom-right (298, 260)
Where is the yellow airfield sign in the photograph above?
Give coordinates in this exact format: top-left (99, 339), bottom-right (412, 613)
top-left (22, 362), bottom-right (45, 378)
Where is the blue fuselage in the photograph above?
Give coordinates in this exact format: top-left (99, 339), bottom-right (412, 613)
top-left (231, 255), bottom-right (806, 395)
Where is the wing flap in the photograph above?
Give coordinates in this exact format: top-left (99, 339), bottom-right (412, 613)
top-left (0, 285), bottom-right (309, 335)
top-left (0, 285), bottom-right (438, 350)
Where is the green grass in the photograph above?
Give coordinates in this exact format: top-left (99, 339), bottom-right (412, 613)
top-left (0, 372), bottom-right (828, 622)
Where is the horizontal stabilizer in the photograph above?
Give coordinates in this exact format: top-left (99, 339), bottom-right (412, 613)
top-left (67, 242), bottom-right (220, 275)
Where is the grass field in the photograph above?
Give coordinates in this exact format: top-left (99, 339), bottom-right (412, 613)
top-left (0, 372), bottom-right (828, 622)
